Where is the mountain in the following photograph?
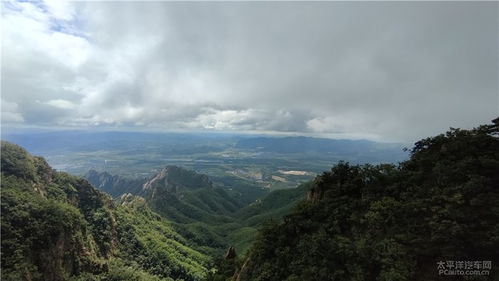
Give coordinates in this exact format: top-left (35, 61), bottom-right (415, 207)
top-left (235, 136), bottom-right (407, 163)
top-left (85, 170), bottom-right (145, 197)
top-left (141, 166), bottom-right (244, 225)
top-left (235, 136), bottom-right (375, 153)
top-left (1, 130), bottom-right (406, 186)
top-left (84, 166), bottom-right (308, 257)
top-left (7, 121), bottom-right (495, 281)
top-left (234, 182), bottom-right (309, 227)
top-left (1, 141), bottom-right (210, 281)
top-left (1, 131), bottom-right (235, 155)
top-left (212, 122), bottom-right (499, 281)
top-left (85, 166), bottom-right (248, 257)
top-left (221, 183), bottom-right (309, 254)
top-left (86, 166), bottom-right (243, 223)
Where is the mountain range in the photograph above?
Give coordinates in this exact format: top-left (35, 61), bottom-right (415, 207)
top-left (2, 121), bottom-right (498, 280)
top-left (1, 140), bottom-right (307, 280)
top-left (84, 164), bottom-right (307, 258)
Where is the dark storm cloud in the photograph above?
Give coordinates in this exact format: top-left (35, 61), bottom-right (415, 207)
top-left (2, 1), bottom-right (497, 141)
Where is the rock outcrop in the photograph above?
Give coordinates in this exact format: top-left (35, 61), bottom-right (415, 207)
top-left (224, 246), bottom-right (237, 260)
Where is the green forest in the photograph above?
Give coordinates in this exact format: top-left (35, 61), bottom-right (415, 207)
top-left (210, 121), bottom-right (499, 281)
top-left (1, 121), bottom-right (498, 281)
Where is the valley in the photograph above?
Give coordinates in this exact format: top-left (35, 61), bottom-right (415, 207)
top-left (1, 122), bottom-right (498, 281)
top-left (0, 140), bottom-right (308, 281)
top-left (2, 130), bottom-right (408, 191)
top-left (85, 165), bottom-right (310, 257)
top-left (1, 130), bottom-right (408, 259)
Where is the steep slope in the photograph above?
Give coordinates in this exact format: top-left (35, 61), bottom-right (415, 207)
top-left (139, 166), bottom-right (249, 258)
top-left (222, 183), bottom-right (309, 254)
top-left (1, 141), bottom-right (116, 281)
top-left (1, 141), bottom-right (209, 281)
top-left (220, 122), bottom-right (499, 281)
top-left (235, 182), bottom-right (309, 227)
top-left (113, 194), bottom-right (209, 281)
top-left (84, 170), bottom-right (144, 197)
top-left (86, 166), bottom-right (310, 257)
top-left (142, 166), bottom-right (243, 223)
top-left (84, 166), bottom-right (248, 257)
top-left (86, 166), bottom-right (245, 224)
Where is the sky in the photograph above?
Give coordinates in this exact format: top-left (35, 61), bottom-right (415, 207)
top-left (1, 0), bottom-right (498, 142)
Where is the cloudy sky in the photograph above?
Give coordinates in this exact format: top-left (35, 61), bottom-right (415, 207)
top-left (1, 1), bottom-right (497, 142)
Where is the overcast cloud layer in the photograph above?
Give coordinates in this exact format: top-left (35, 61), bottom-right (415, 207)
top-left (1, 1), bottom-right (497, 141)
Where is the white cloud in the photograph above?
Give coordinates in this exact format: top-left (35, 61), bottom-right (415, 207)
top-left (43, 0), bottom-right (75, 21)
top-left (45, 99), bottom-right (77, 110)
top-left (1, 1), bottom-right (497, 141)
top-left (2, 0), bottom-right (91, 70)
top-left (1, 100), bottom-right (24, 123)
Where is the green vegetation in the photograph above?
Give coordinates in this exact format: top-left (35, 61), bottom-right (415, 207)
top-left (68, 259), bottom-right (168, 281)
top-left (235, 182), bottom-right (310, 227)
top-left (4, 131), bottom-right (406, 192)
top-left (142, 168), bottom-right (308, 257)
top-left (114, 200), bottom-right (209, 281)
top-left (1, 141), bottom-right (210, 281)
top-left (217, 122), bottom-right (499, 281)
top-left (5, 121), bottom-right (495, 281)
top-left (86, 165), bottom-right (308, 258)
top-left (0, 141), bottom-right (303, 281)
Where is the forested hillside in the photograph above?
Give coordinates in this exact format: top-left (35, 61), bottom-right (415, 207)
top-left (0, 141), bottom-right (307, 281)
top-left (85, 165), bottom-right (307, 257)
top-left (210, 122), bottom-right (499, 281)
top-left (3, 121), bottom-right (497, 281)
top-left (0, 141), bottom-right (209, 281)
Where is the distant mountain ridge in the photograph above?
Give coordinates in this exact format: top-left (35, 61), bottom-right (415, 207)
top-left (235, 136), bottom-right (407, 163)
top-left (236, 136), bottom-right (375, 153)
